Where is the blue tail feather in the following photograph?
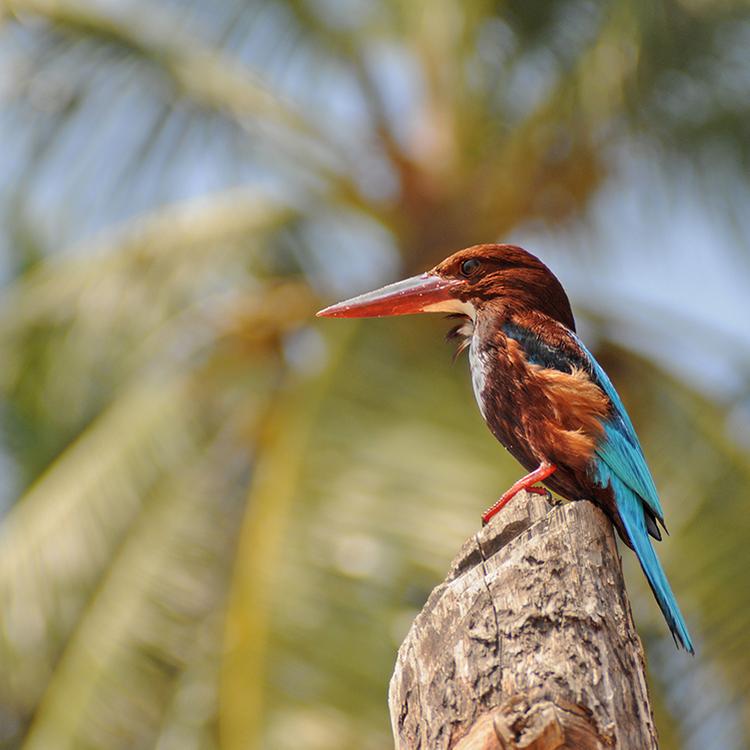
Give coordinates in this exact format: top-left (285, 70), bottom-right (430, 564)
top-left (599, 464), bottom-right (694, 654)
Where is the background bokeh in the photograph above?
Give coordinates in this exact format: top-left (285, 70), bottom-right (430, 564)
top-left (1, 1), bottom-right (749, 748)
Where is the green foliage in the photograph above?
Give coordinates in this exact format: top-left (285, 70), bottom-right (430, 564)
top-left (0, 1), bottom-right (749, 749)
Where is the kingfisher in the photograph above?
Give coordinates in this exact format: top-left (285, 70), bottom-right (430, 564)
top-left (317, 243), bottom-right (693, 653)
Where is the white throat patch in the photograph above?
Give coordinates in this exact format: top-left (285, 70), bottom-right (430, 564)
top-left (422, 298), bottom-right (476, 320)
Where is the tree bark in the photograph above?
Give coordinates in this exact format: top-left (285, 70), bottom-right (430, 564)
top-left (388, 493), bottom-right (658, 750)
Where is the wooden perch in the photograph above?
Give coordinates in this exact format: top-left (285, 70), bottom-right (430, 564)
top-left (388, 493), bottom-right (658, 750)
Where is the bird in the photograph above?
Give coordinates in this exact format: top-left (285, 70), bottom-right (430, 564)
top-left (317, 243), bottom-right (694, 654)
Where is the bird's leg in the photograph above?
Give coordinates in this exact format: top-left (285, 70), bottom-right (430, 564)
top-left (482, 462), bottom-right (557, 525)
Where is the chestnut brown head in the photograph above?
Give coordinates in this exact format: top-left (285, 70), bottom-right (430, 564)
top-left (317, 243), bottom-right (575, 332)
top-left (428, 244), bottom-right (576, 331)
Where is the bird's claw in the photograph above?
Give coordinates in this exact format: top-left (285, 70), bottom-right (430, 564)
top-left (526, 485), bottom-right (553, 502)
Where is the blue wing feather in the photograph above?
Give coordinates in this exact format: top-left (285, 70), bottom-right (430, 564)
top-left (503, 322), bottom-right (693, 651)
top-left (574, 337), bottom-right (694, 653)
top-left (573, 337), bottom-right (664, 524)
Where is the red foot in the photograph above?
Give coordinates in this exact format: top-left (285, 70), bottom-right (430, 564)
top-left (482, 463), bottom-right (557, 526)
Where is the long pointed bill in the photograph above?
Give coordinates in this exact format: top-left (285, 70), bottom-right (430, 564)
top-left (316, 273), bottom-right (462, 318)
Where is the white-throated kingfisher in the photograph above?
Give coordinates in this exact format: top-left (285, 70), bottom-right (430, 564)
top-left (317, 243), bottom-right (693, 653)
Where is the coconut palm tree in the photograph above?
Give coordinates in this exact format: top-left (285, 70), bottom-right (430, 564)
top-left (0, 1), bottom-right (749, 748)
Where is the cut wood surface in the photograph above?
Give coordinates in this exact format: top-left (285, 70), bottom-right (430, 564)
top-left (388, 492), bottom-right (658, 750)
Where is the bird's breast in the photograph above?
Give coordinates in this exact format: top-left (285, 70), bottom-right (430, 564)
top-left (468, 336), bottom-right (538, 471)
top-left (468, 338), bottom-right (490, 420)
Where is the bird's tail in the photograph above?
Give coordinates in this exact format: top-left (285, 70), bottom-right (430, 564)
top-left (612, 474), bottom-right (695, 654)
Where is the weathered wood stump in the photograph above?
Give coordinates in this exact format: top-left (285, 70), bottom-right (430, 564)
top-left (388, 492), bottom-right (658, 750)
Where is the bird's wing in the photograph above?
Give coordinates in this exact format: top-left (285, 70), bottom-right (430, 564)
top-left (503, 318), bottom-right (664, 526)
top-left (571, 335), bottom-right (693, 652)
top-left (505, 319), bottom-right (693, 652)
top-left (570, 334), bottom-right (665, 528)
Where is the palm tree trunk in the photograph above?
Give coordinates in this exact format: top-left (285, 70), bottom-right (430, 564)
top-left (388, 493), bottom-right (658, 749)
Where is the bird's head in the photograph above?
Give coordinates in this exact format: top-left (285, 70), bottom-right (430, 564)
top-left (316, 243), bottom-right (575, 332)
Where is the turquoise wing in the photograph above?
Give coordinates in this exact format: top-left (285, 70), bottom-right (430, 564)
top-left (574, 336), bottom-right (693, 653)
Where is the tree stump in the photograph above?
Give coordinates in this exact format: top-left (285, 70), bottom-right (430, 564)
top-left (388, 492), bottom-right (658, 750)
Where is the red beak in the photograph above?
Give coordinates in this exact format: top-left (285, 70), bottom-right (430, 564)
top-left (316, 273), bottom-right (461, 318)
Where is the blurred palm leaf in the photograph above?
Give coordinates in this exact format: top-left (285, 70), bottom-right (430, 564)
top-left (21, 416), bottom-right (243, 750)
top-left (0, 1), bottom-right (749, 750)
top-left (0, 377), bottom-right (198, 714)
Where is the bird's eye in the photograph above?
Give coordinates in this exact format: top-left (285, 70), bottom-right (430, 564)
top-left (460, 258), bottom-right (481, 277)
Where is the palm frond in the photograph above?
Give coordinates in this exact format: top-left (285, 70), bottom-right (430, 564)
top-left (1, 189), bottom-right (291, 335)
top-left (19, 426), bottom-right (244, 750)
top-left (4, 0), bottom-right (375, 213)
top-left (0, 376), bottom-right (202, 714)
